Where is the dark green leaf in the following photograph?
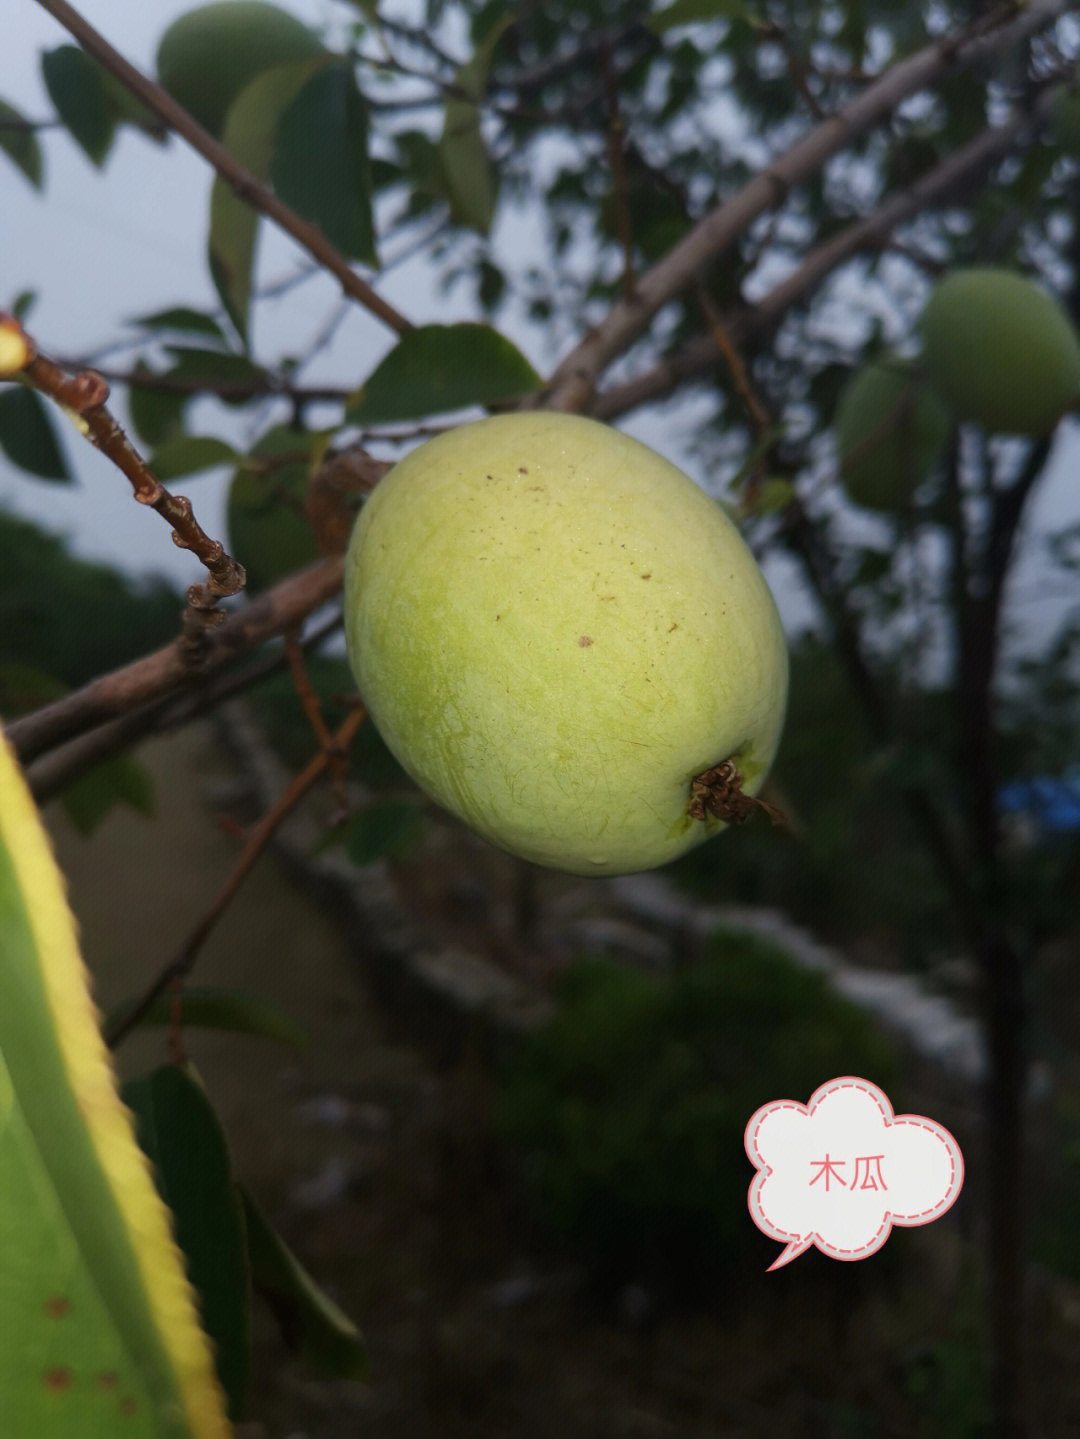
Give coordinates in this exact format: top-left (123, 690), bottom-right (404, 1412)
top-left (348, 322), bottom-right (541, 424)
top-left (162, 345), bottom-right (270, 403)
top-left (148, 434), bottom-right (239, 480)
top-left (647, 0), bottom-right (749, 31)
top-left (9, 290), bottom-right (37, 322)
top-left (0, 385), bottom-right (71, 481)
top-left (61, 753), bottom-right (154, 836)
top-left (226, 424), bottom-right (322, 593)
top-left (41, 45), bottom-right (116, 166)
top-left (97, 66), bottom-right (168, 139)
top-left (106, 986), bottom-right (308, 1047)
top-left (0, 99), bottom-right (43, 187)
top-left (272, 63), bottom-right (375, 262)
top-left (129, 307), bottom-right (228, 342)
top-left (239, 1184), bottom-right (366, 1378)
top-left (124, 1065), bottom-right (251, 1420)
top-left (126, 363), bottom-right (189, 447)
top-left (344, 799), bottom-right (425, 866)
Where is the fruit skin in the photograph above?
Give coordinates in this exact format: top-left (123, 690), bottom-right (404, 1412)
top-left (919, 267), bottom-right (1080, 436)
top-left (156, 2), bottom-right (323, 137)
top-left (344, 412), bottom-right (788, 875)
top-left (835, 360), bottom-right (953, 511)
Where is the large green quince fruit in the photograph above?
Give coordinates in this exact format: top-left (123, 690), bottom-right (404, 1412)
top-left (156, 1), bottom-right (324, 137)
top-left (835, 359), bottom-right (952, 511)
top-left (919, 267), bottom-right (1080, 435)
top-left (344, 413), bottom-right (788, 875)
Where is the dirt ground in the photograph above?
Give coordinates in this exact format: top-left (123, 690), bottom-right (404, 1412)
top-left (42, 721), bottom-right (1080, 1437)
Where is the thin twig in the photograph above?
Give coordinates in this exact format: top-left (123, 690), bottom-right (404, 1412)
top-left (104, 702), bottom-right (367, 1049)
top-left (31, 0), bottom-right (410, 337)
top-left (283, 630), bottom-right (350, 812)
top-left (601, 38), bottom-right (636, 300)
top-left (1, 312), bottom-right (245, 651)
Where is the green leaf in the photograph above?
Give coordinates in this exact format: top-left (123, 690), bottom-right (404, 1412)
top-left (0, 729), bottom-right (230, 1435)
top-left (61, 753), bottom-right (154, 837)
top-left (440, 96), bottom-right (495, 232)
top-left (126, 364), bottom-right (189, 448)
top-left (106, 986), bottom-right (308, 1048)
top-left (209, 57), bottom-right (329, 342)
top-left (124, 1066), bottom-right (250, 1421)
top-left (226, 425), bottom-right (322, 593)
top-left (0, 386), bottom-right (72, 481)
top-left (10, 290), bottom-right (37, 322)
top-left (162, 345), bottom-right (269, 404)
top-left (272, 62), bottom-right (375, 262)
top-left (147, 435), bottom-right (239, 481)
top-left (436, 17), bottom-right (510, 233)
top-left (128, 307), bottom-right (228, 343)
top-left (0, 99), bottom-right (44, 187)
top-left (344, 799), bottom-right (425, 866)
top-left (348, 322), bottom-right (541, 424)
top-left (40, 45), bottom-right (117, 166)
top-left (647, 0), bottom-right (750, 32)
top-left (96, 68), bottom-right (168, 140)
top-left (240, 1185), bottom-right (366, 1379)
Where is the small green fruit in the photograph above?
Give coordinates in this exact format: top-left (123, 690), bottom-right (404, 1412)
top-left (156, 2), bottom-right (323, 136)
top-left (344, 413), bottom-right (788, 875)
top-left (835, 360), bottom-right (952, 511)
top-left (919, 267), bottom-right (1080, 435)
top-left (226, 428), bottom-right (320, 594)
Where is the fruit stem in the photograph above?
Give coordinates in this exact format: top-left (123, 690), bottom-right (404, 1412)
top-left (687, 760), bottom-right (785, 827)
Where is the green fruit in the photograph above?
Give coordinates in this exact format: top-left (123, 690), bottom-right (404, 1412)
top-left (835, 360), bottom-right (952, 511)
top-left (226, 428), bottom-right (321, 594)
top-left (343, 413), bottom-right (788, 875)
top-left (156, 2), bottom-right (323, 136)
top-left (919, 267), bottom-right (1080, 435)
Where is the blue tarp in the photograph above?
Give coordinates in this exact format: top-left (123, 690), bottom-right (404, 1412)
top-left (998, 776), bottom-right (1080, 834)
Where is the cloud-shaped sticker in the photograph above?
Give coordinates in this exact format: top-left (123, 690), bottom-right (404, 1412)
top-left (745, 1076), bottom-right (964, 1270)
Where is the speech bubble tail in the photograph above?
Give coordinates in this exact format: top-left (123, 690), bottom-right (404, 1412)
top-left (766, 1236), bottom-right (814, 1271)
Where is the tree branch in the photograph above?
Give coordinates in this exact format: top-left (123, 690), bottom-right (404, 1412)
top-left (23, 609), bottom-right (346, 804)
top-left (6, 555), bottom-right (345, 766)
top-left (593, 85), bottom-right (1057, 422)
top-left (541, 0), bottom-right (1069, 412)
top-left (31, 0), bottom-right (411, 337)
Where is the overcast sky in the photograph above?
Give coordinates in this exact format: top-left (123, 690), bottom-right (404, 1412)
top-left (5, 1), bottom-right (1080, 655)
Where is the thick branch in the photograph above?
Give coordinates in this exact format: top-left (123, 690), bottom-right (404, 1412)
top-left (6, 556), bottom-right (344, 766)
top-left (543, 0), bottom-right (1069, 412)
top-left (594, 89), bottom-right (1055, 421)
top-left (23, 610), bottom-right (345, 803)
top-left (32, 0), bottom-right (410, 337)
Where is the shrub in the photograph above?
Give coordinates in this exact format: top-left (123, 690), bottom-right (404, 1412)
top-left (496, 929), bottom-right (903, 1289)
